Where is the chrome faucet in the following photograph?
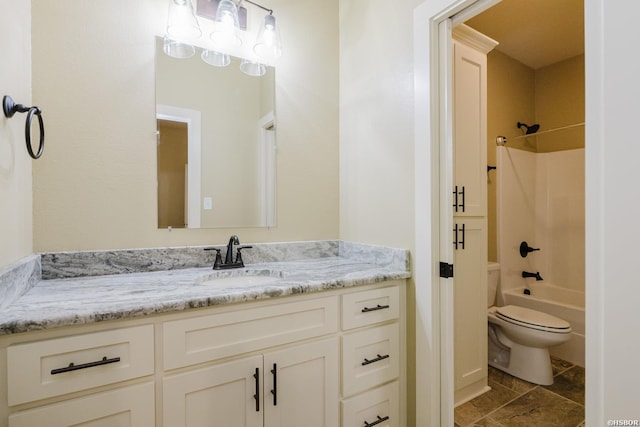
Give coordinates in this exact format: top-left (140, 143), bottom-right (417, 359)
top-left (204, 235), bottom-right (252, 270)
top-left (522, 271), bottom-right (543, 281)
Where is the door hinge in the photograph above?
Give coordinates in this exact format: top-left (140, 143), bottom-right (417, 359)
top-left (439, 262), bottom-right (454, 278)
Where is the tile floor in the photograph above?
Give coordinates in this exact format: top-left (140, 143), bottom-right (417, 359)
top-left (454, 357), bottom-right (585, 426)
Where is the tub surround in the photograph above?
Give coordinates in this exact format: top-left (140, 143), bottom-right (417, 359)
top-left (0, 241), bottom-right (410, 335)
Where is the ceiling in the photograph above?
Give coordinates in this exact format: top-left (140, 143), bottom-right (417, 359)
top-left (465, 0), bottom-right (584, 70)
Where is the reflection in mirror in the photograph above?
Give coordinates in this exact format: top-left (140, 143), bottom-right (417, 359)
top-left (155, 36), bottom-right (276, 229)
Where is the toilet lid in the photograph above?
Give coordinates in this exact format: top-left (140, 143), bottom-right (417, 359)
top-left (495, 305), bottom-right (571, 331)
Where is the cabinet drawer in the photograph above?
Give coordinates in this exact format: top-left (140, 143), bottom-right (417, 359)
top-left (7, 325), bottom-right (154, 406)
top-left (163, 296), bottom-right (339, 370)
top-left (342, 323), bottom-right (399, 397)
top-left (342, 381), bottom-right (399, 427)
top-left (8, 381), bottom-right (155, 427)
top-left (342, 286), bottom-right (399, 330)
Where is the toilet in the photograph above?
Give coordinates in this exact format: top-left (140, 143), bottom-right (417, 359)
top-left (487, 263), bottom-right (571, 385)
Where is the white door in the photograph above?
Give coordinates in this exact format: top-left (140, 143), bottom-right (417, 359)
top-left (453, 217), bottom-right (488, 394)
top-left (453, 40), bottom-right (488, 218)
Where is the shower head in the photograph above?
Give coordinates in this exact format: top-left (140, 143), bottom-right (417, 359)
top-left (517, 122), bottom-right (540, 135)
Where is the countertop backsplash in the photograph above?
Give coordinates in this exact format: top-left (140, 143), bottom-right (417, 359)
top-left (0, 255), bottom-right (40, 310)
top-left (39, 240), bottom-right (341, 280)
top-left (39, 240), bottom-right (409, 280)
top-left (0, 241), bottom-right (410, 335)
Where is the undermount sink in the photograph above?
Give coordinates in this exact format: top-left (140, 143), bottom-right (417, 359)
top-left (195, 271), bottom-right (282, 288)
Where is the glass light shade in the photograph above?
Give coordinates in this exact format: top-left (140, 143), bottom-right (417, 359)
top-left (254, 14), bottom-right (282, 60)
top-left (201, 49), bottom-right (230, 67)
top-left (163, 36), bottom-right (196, 58)
top-left (166, 0), bottom-right (202, 41)
top-left (210, 0), bottom-right (242, 48)
top-left (240, 59), bottom-right (266, 77)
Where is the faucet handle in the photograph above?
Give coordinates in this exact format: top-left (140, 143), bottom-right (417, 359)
top-left (235, 246), bottom-right (253, 266)
top-left (204, 247), bottom-right (223, 269)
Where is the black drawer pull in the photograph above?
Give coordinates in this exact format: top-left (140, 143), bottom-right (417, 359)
top-left (364, 415), bottom-right (390, 427)
top-left (270, 363), bottom-right (278, 406)
top-left (51, 356), bottom-right (121, 375)
top-left (361, 304), bottom-right (390, 313)
top-left (362, 354), bottom-right (390, 366)
top-left (253, 367), bottom-right (260, 412)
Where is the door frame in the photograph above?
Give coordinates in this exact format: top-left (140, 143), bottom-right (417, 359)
top-left (156, 104), bottom-right (202, 229)
top-left (413, 0), bottom-right (602, 424)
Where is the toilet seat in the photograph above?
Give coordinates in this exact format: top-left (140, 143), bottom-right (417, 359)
top-left (495, 305), bottom-right (571, 333)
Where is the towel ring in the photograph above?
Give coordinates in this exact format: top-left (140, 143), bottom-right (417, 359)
top-left (3, 95), bottom-right (45, 159)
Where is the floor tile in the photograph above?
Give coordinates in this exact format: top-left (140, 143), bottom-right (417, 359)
top-left (551, 356), bottom-right (574, 375)
top-left (488, 366), bottom-right (537, 394)
top-left (486, 387), bottom-right (584, 427)
top-left (468, 417), bottom-right (506, 426)
top-left (544, 365), bottom-right (585, 405)
top-left (454, 382), bottom-right (519, 426)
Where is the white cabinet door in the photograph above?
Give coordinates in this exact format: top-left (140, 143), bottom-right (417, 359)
top-left (264, 338), bottom-right (339, 427)
top-left (163, 355), bottom-right (263, 427)
top-left (9, 382), bottom-right (154, 427)
top-left (453, 40), bottom-right (487, 218)
top-left (453, 217), bottom-right (488, 393)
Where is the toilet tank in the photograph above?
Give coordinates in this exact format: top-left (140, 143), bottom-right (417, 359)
top-left (488, 262), bottom-right (500, 307)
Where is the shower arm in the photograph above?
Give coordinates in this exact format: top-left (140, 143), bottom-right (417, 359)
top-left (496, 122), bottom-right (585, 145)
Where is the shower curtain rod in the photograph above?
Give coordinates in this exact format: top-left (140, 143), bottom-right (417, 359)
top-left (496, 122), bottom-right (584, 145)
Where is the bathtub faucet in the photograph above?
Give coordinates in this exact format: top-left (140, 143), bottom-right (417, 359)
top-left (522, 271), bottom-right (543, 281)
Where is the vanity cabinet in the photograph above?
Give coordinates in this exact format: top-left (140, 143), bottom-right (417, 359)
top-left (452, 24), bottom-right (496, 405)
top-left (163, 338), bottom-right (339, 427)
top-left (7, 383), bottom-right (155, 427)
top-left (340, 286), bottom-right (402, 427)
top-left (0, 281), bottom-right (404, 427)
top-left (5, 325), bottom-right (155, 427)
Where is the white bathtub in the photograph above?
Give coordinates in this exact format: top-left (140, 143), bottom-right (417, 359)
top-left (502, 284), bottom-right (585, 366)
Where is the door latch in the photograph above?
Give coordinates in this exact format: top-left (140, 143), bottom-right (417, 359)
top-left (439, 262), bottom-right (454, 278)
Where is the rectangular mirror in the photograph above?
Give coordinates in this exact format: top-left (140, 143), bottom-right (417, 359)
top-left (155, 36), bottom-right (276, 229)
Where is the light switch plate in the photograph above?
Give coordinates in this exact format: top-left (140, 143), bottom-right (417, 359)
top-left (203, 197), bottom-right (213, 210)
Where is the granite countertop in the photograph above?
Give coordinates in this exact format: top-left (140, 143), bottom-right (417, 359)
top-left (0, 242), bottom-right (411, 336)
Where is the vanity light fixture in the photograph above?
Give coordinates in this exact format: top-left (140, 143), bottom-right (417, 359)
top-left (240, 58), bottom-right (266, 76)
top-left (201, 49), bottom-right (231, 67)
top-left (163, 36), bottom-right (196, 59)
top-left (253, 13), bottom-right (282, 60)
top-left (164, 0), bottom-right (281, 75)
top-left (210, 0), bottom-right (242, 48)
top-left (166, 0), bottom-right (202, 41)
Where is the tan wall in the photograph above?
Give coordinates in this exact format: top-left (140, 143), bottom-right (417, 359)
top-left (0, 1), bottom-right (32, 267)
top-left (31, 0), bottom-right (338, 252)
top-left (157, 120), bottom-right (187, 229)
top-left (535, 55), bottom-right (585, 153)
top-left (486, 50), bottom-right (536, 261)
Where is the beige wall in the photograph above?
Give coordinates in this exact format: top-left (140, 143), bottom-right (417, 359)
top-left (339, 0), bottom-right (422, 425)
top-left (339, 0), bottom-right (417, 248)
top-left (31, 0), bottom-right (338, 252)
top-left (0, 1), bottom-right (32, 267)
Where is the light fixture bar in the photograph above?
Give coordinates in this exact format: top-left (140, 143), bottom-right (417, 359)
top-left (240, 0), bottom-right (273, 15)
